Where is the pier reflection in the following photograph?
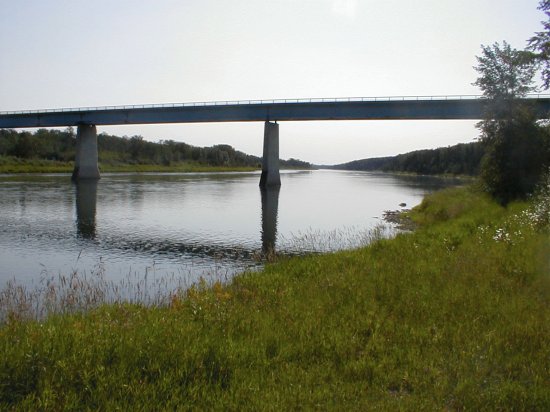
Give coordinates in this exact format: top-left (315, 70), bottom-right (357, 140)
top-left (73, 179), bottom-right (281, 257)
top-left (75, 180), bottom-right (98, 239)
top-left (260, 185), bottom-right (280, 255)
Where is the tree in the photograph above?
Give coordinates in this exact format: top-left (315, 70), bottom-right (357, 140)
top-left (474, 42), bottom-right (536, 101)
top-left (474, 41), bottom-right (546, 204)
top-left (528, 0), bottom-right (550, 88)
top-left (129, 135), bottom-right (145, 161)
top-left (12, 132), bottom-right (36, 158)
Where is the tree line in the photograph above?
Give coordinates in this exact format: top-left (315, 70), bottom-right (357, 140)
top-left (330, 141), bottom-right (485, 176)
top-left (0, 128), bottom-right (311, 169)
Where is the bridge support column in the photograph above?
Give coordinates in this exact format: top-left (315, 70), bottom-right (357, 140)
top-left (259, 121), bottom-right (281, 187)
top-left (72, 124), bottom-right (100, 180)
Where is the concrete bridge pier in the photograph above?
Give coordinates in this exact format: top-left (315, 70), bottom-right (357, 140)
top-left (259, 121), bottom-right (281, 187)
top-left (72, 124), bottom-right (100, 180)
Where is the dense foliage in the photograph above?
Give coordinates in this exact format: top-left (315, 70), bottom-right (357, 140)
top-left (0, 128), bottom-right (311, 170)
top-left (1, 186), bottom-right (549, 409)
top-left (474, 41), bottom-right (550, 204)
top-left (331, 141), bottom-right (484, 175)
top-left (529, 0), bottom-right (550, 88)
top-left (0, 128), bottom-right (75, 161)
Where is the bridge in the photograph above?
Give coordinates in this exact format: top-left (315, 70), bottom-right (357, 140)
top-left (1, 95), bottom-right (549, 186)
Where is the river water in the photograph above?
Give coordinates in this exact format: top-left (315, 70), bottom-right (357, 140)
top-left (0, 170), bottom-right (461, 293)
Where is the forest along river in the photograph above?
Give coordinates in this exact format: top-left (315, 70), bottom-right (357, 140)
top-left (0, 170), bottom-right (463, 300)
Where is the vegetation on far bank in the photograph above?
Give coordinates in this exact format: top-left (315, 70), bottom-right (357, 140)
top-left (0, 128), bottom-right (311, 174)
top-left (0, 155), bottom-right (259, 174)
top-left (330, 141), bottom-right (485, 176)
top-left (1, 183), bottom-right (549, 410)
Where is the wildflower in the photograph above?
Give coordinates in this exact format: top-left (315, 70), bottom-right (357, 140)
top-left (493, 228), bottom-right (511, 243)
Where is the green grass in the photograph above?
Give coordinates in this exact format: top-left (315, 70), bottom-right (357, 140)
top-left (1, 186), bottom-right (549, 410)
top-left (0, 156), bottom-right (258, 174)
top-left (0, 156), bottom-right (74, 173)
top-left (99, 163), bottom-right (258, 173)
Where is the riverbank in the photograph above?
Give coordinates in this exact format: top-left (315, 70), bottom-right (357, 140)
top-left (1, 185), bottom-right (549, 410)
top-left (0, 156), bottom-right (259, 174)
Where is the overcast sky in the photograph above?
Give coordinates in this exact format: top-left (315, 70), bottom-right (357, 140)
top-left (0, 0), bottom-right (545, 164)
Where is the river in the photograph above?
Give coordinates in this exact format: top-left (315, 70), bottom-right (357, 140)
top-left (0, 170), bottom-right (462, 296)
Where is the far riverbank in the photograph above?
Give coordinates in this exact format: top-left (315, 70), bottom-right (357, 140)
top-left (0, 156), bottom-right (260, 174)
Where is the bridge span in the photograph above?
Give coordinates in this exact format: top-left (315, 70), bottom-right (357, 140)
top-left (1, 95), bottom-right (549, 185)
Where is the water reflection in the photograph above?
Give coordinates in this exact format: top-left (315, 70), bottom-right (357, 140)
top-left (0, 171), bottom-right (464, 288)
top-left (73, 178), bottom-right (282, 258)
top-left (75, 180), bottom-right (98, 239)
top-left (260, 185), bottom-right (280, 255)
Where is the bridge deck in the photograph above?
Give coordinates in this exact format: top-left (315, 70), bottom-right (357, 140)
top-left (1, 95), bottom-right (550, 128)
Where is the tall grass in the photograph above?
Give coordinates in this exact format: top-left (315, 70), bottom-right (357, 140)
top-left (0, 185), bottom-right (549, 410)
top-left (0, 260), bottom-right (244, 322)
top-left (0, 224), bottom-right (391, 322)
top-left (278, 223), bottom-right (395, 254)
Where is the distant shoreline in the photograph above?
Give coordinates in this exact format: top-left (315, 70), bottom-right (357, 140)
top-left (0, 157), bottom-right (260, 174)
top-left (0, 158), bottom-right (475, 179)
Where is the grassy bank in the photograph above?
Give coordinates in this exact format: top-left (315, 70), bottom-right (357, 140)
top-left (0, 156), bottom-right (258, 174)
top-left (1, 186), bottom-right (549, 410)
top-left (0, 156), bottom-right (74, 173)
top-left (99, 163), bottom-right (258, 173)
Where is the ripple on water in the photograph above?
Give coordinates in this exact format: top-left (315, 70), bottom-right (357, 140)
top-left (0, 171), bottom-right (461, 298)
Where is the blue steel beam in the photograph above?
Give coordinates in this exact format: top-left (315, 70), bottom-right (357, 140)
top-left (1, 98), bottom-right (550, 128)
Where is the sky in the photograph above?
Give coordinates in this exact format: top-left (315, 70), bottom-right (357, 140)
top-left (0, 0), bottom-right (545, 164)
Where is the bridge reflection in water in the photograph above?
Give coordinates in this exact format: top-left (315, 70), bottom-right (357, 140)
top-left (74, 180), bottom-right (281, 257)
top-left (75, 180), bottom-right (98, 240)
top-left (260, 185), bottom-right (280, 256)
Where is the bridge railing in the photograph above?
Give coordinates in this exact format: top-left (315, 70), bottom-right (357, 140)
top-left (2, 94), bottom-right (550, 115)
